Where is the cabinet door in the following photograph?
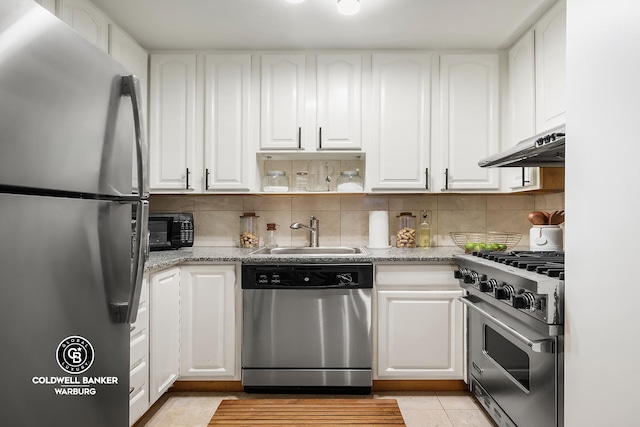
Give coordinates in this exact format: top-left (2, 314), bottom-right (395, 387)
top-left (180, 265), bottom-right (239, 379)
top-left (33, 0), bottom-right (55, 14)
top-left (109, 25), bottom-right (148, 115)
top-left (440, 54), bottom-right (500, 191)
top-left (59, 0), bottom-right (109, 52)
top-left (260, 54), bottom-right (306, 150)
top-left (369, 54), bottom-right (431, 190)
top-left (508, 32), bottom-right (540, 191)
top-left (149, 54), bottom-right (197, 191)
top-left (110, 26), bottom-right (149, 194)
top-left (129, 276), bottom-right (149, 426)
top-left (535, 0), bottom-right (566, 133)
top-left (149, 267), bottom-right (180, 404)
top-left (316, 54), bottom-right (362, 150)
top-left (509, 31), bottom-right (536, 145)
top-left (203, 55), bottom-right (252, 191)
top-left (377, 289), bottom-right (464, 379)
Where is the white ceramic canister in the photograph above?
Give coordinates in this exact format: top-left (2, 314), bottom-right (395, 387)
top-left (529, 225), bottom-right (563, 251)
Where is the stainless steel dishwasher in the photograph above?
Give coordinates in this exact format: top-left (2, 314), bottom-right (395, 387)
top-left (241, 263), bottom-right (373, 393)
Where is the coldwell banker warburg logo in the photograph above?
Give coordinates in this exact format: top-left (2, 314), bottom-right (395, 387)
top-left (31, 335), bottom-right (120, 396)
top-left (56, 335), bottom-right (94, 374)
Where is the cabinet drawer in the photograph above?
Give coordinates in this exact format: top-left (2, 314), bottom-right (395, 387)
top-left (131, 303), bottom-right (149, 333)
top-left (130, 358), bottom-right (148, 392)
top-left (130, 328), bottom-right (148, 366)
top-left (376, 264), bottom-right (459, 287)
top-left (129, 386), bottom-right (149, 425)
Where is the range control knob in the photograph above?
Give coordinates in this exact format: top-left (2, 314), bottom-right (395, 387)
top-left (494, 285), bottom-right (515, 300)
top-left (463, 271), bottom-right (486, 285)
top-left (512, 292), bottom-right (536, 311)
top-left (479, 279), bottom-right (498, 293)
top-left (454, 269), bottom-right (465, 279)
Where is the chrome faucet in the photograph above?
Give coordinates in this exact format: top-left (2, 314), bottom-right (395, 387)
top-left (290, 216), bottom-right (319, 247)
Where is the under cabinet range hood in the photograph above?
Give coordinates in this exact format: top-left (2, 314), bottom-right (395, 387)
top-left (479, 125), bottom-right (565, 167)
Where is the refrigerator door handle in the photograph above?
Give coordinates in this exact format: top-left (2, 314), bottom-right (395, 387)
top-left (121, 75), bottom-right (149, 198)
top-left (126, 200), bottom-right (149, 323)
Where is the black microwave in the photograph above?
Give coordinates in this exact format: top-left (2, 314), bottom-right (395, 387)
top-left (148, 213), bottom-right (194, 251)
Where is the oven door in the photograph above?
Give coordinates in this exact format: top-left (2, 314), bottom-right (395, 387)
top-left (464, 297), bottom-right (559, 427)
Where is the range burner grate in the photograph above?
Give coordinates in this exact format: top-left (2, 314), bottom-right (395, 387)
top-left (472, 250), bottom-right (565, 279)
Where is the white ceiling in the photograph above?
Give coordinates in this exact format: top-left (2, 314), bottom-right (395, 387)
top-left (91, 0), bottom-right (558, 51)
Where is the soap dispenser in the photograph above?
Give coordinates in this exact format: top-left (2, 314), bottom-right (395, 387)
top-left (418, 211), bottom-right (431, 248)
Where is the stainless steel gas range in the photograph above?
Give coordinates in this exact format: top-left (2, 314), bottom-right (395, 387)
top-left (454, 251), bottom-right (564, 427)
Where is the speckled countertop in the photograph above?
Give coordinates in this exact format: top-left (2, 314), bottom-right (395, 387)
top-left (145, 246), bottom-right (466, 273)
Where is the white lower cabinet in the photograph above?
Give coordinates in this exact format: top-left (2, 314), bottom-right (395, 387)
top-left (375, 264), bottom-right (464, 379)
top-left (129, 275), bottom-right (149, 426)
top-left (180, 265), bottom-right (240, 379)
top-left (149, 266), bottom-right (181, 405)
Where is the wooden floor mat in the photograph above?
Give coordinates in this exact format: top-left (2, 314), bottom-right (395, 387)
top-left (208, 398), bottom-right (406, 426)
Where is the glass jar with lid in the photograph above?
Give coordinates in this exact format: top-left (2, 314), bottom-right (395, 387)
top-left (396, 212), bottom-right (417, 248)
top-left (239, 212), bottom-right (260, 248)
top-left (336, 170), bottom-right (364, 192)
top-left (262, 170), bottom-right (290, 192)
top-left (265, 223), bottom-right (277, 248)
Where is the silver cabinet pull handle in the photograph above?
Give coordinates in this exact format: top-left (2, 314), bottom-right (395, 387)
top-left (458, 296), bottom-right (554, 353)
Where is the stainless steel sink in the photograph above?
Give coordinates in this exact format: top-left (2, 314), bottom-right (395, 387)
top-left (250, 246), bottom-right (369, 256)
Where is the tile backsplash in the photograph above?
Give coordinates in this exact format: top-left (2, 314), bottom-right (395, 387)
top-left (149, 193), bottom-right (565, 249)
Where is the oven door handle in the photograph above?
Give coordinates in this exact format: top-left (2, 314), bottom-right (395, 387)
top-left (458, 296), bottom-right (554, 353)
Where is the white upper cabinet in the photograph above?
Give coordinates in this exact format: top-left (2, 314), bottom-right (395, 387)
top-left (440, 54), bottom-right (500, 191)
top-left (149, 54), bottom-right (197, 192)
top-left (203, 54), bottom-right (252, 192)
top-left (260, 55), bottom-right (306, 150)
top-left (59, 0), bottom-right (110, 52)
top-left (508, 32), bottom-right (539, 190)
top-left (505, 0), bottom-right (566, 191)
top-left (509, 32), bottom-right (536, 145)
top-left (316, 54), bottom-right (362, 150)
top-left (33, 0), bottom-right (55, 14)
top-left (535, 0), bottom-right (566, 133)
top-left (368, 53), bottom-right (431, 191)
top-left (109, 25), bottom-right (148, 117)
top-left (260, 54), bottom-right (362, 151)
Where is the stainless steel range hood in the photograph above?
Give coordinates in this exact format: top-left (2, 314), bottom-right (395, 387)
top-left (479, 125), bottom-right (565, 168)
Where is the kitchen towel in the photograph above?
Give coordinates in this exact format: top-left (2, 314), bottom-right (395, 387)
top-left (368, 211), bottom-right (390, 248)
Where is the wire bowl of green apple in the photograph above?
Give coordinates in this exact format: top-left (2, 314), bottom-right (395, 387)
top-left (450, 232), bottom-right (522, 253)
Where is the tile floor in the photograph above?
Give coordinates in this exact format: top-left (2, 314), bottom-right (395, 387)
top-left (135, 391), bottom-right (497, 427)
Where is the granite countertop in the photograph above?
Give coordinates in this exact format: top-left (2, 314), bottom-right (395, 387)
top-left (145, 246), bottom-right (466, 272)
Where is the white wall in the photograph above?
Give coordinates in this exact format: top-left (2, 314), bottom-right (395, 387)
top-left (565, 1), bottom-right (640, 426)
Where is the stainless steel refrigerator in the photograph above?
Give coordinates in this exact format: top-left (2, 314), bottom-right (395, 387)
top-left (0, 0), bottom-right (149, 425)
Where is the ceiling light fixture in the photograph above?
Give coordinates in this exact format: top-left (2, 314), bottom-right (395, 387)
top-left (337, 0), bottom-right (360, 16)
top-left (286, 0), bottom-right (305, 4)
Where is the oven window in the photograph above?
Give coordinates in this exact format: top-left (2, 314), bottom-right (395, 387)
top-left (484, 325), bottom-right (530, 390)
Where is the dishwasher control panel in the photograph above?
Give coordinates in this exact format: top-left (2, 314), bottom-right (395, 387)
top-left (242, 263), bottom-right (373, 289)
